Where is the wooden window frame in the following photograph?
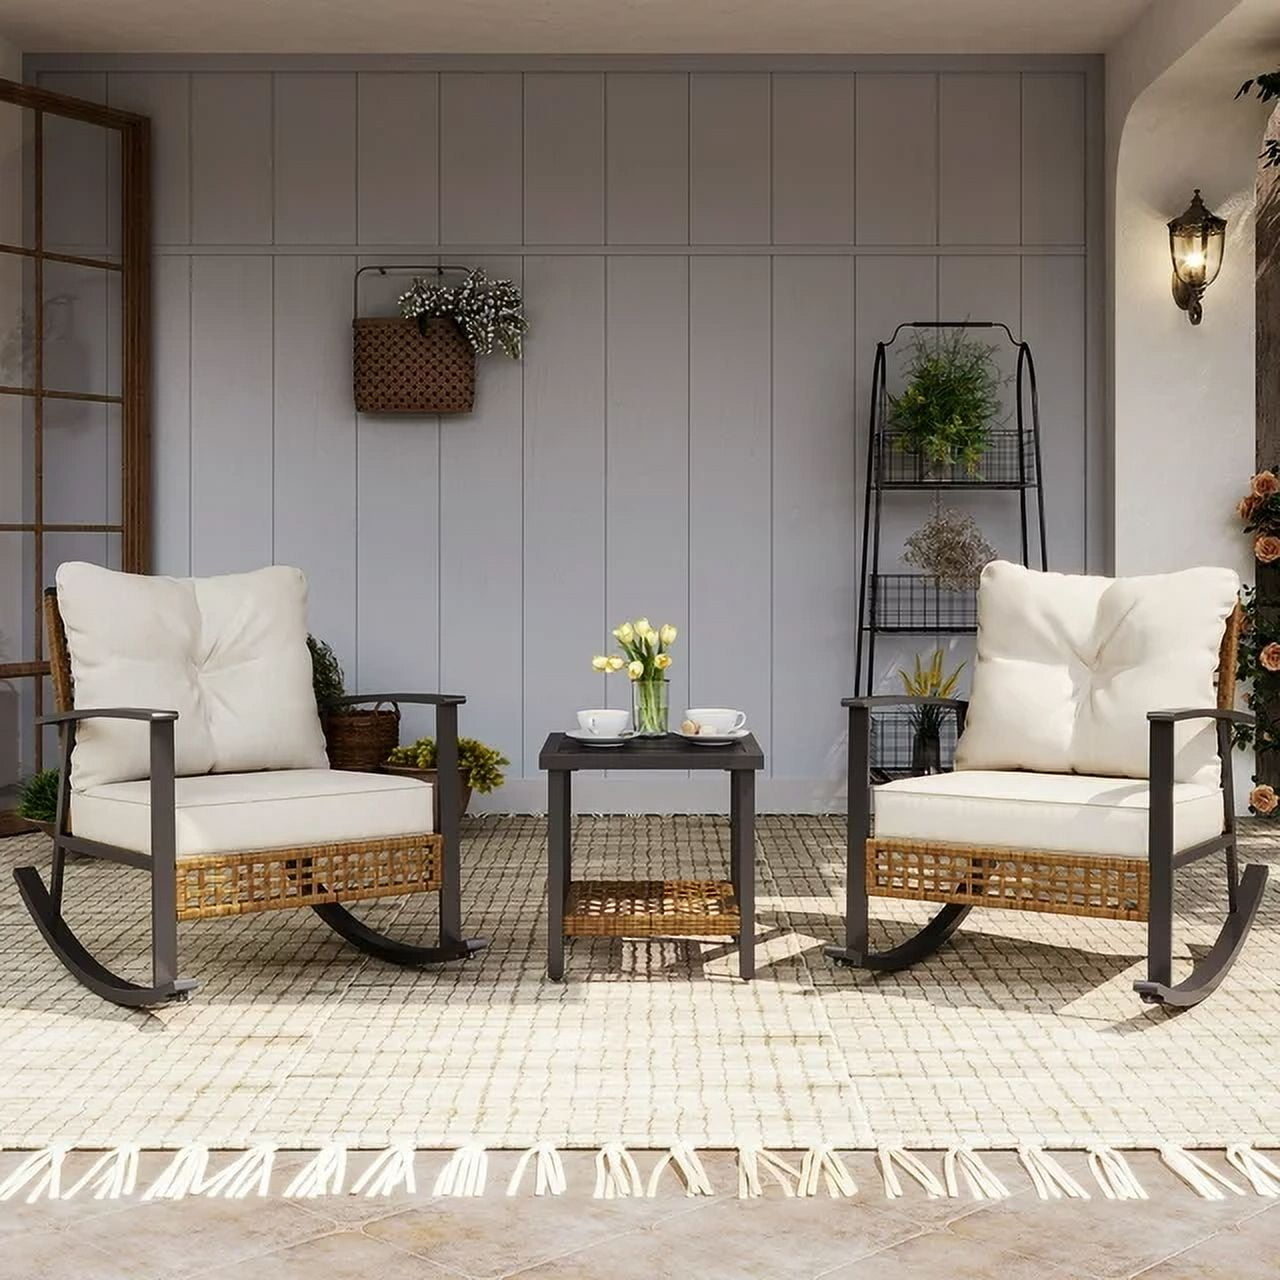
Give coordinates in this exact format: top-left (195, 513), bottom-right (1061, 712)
top-left (0, 77), bottom-right (151, 763)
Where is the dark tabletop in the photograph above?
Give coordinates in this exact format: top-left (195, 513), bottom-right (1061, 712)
top-left (539, 731), bottom-right (765, 771)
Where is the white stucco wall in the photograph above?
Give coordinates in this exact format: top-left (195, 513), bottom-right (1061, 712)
top-left (1108, 0), bottom-right (1275, 577)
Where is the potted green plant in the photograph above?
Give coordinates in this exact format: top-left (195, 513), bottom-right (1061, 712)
top-left (308, 635), bottom-right (399, 772)
top-left (898, 649), bottom-right (965, 775)
top-left (16, 768), bottom-right (59, 836)
top-left (889, 329), bottom-right (1003, 476)
top-left (383, 736), bottom-right (509, 822)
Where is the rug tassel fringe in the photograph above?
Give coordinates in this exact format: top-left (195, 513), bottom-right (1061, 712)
top-left (0, 1145), bottom-right (67, 1203)
top-left (1159, 1146), bottom-right (1245, 1200)
top-left (433, 1145), bottom-right (488, 1198)
top-left (593, 1143), bottom-right (644, 1199)
top-left (878, 1146), bottom-right (945, 1200)
top-left (647, 1143), bottom-right (714, 1198)
top-left (1018, 1147), bottom-right (1090, 1200)
top-left (1226, 1145), bottom-right (1280, 1197)
top-left (798, 1146), bottom-right (857, 1198)
top-left (943, 1146), bottom-right (1010, 1201)
top-left (737, 1145), bottom-right (801, 1199)
top-left (350, 1143), bottom-right (416, 1197)
top-left (283, 1144), bottom-right (347, 1199)
top-left (507, 1142), bottom-right (566, 1197)
top-left (200, 1144), bottom-right (276, 1199)
top-left (142, 1144), bottom-right (209, 1201)
top-left (61, 1144), bottom-right (140, 1201)
top-left (1088, 1147), bottom-right (1147, 1201)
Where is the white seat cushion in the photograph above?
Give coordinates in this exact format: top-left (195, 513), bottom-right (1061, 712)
top-left (56, 562), bottom-right (329, 791)
top-left (70, 769), bottom-right (433, 858)
top-left (954, 561), bottom-right (1238, 787)
top-left (874, 770), bottom-right (1223, 860)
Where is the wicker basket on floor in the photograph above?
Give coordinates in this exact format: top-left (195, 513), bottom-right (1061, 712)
top-left (324, 705), bottom-right (400, 772)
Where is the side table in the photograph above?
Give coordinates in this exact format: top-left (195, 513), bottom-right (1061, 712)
top-left (537, 732), bottom-right (765, 981)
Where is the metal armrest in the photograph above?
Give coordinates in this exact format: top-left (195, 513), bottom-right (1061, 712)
top-left (334, 692), bottom-right (467, 708)
top-left (39, 706), bottom-right (179, 726)
top-left (842, 695), bottom-right (968, 711)
top-left (1148, 707), bottom-right (1253, 726)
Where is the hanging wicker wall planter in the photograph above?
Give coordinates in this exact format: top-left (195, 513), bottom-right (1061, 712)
top-left (352, 316), bottom-right (476, 416)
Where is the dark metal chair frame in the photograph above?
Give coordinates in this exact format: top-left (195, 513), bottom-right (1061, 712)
top-left (13, 589), bottom-right (486, 1008)
top-left (827, 607), bottom-right (1268, 1008)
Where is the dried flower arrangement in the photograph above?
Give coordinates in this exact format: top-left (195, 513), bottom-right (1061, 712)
top-left (903, 498), bottom-right (997, 592)
top-left (398, 268), bottom-right (528, 359)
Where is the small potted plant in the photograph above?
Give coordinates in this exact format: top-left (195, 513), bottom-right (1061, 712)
top-left (16, 768), bottom-right (59, 837)
top-left (592, 618), bottom-right (679, 736)
top-left (308, 635), bottom-right (399, 772)
top-left (898, 649), bottom-right (965, 775)
top-left (889, 329), bottom-right (1003, 477)
top-left (382, 736), bottom-right (509, 823)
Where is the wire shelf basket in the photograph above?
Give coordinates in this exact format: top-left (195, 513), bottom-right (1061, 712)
top-left (868, 574), bottom-right (978, 633)
top-left (874, 428), bottom-right (1037, 488)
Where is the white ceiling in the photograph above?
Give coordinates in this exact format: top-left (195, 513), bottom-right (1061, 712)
top-left (0, 0), bottom-right (1151, 56)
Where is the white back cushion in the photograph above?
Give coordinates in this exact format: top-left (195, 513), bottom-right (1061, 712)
top-left (57, 562), bottom-right (329, 790)
top-left (954, 561), bottom-right (1239, 785)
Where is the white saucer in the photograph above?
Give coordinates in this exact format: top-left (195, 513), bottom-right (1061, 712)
top-left (676, 727), bottom-right (751, 745)
top-left (566, 728), bottom-right (636, 746)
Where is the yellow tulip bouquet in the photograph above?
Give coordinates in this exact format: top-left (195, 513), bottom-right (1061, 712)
top-left (592, 618), bottom-right (678, 736)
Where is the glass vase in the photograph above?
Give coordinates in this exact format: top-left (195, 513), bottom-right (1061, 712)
top-left (632, 679), bottom-right (670, 737)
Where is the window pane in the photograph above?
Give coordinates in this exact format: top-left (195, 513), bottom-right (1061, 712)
top-left (43, 112), bottom-right (120, 259)
top-left (0, 388), bottom-right (34, 522)
top-left (42, 258), bottom-right (120, 397)
top-left (42, 398), bottom-right (117, 526)
top-left (0, 100), bottom-right (34, 251)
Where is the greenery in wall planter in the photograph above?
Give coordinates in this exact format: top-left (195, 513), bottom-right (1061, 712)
top-left (398, 268), bottom-right (528, 359)
top-left (1237, 71), bottom-right (1280, 168)
top-left (17, 768), bottom-right (59, 830)
top-left (888, 329), bottom-right (1004, 475)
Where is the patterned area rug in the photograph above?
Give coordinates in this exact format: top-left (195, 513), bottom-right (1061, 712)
top-left (0, 816), bottom-right (1277, 1150)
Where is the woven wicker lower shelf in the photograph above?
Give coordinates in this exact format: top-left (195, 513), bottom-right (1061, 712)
top-left (563, 879), bottom-right (740, 938)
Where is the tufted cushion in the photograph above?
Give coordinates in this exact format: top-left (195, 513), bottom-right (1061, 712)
top-left (56, 562), bottom-right (329, 790)
top-left (954, 561), bottom-right (1239, 785)
top-left (874, 770), bottom-right (1223, 859)
top-left (71, 769), bottom-right (433, 857)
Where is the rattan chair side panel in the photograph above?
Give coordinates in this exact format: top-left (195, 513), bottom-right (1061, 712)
top-left (1218, 601), bottom-right (1242, 710)
top-left (174, 833), bottom-right (443, 922)
top-left (43, 588), bottom-right (73, 713)
top-left (867, 838), bottom-right (1149, 922)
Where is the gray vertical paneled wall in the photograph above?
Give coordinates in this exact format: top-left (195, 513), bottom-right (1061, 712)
top-left (35, 57), bottom-right (1101, 812)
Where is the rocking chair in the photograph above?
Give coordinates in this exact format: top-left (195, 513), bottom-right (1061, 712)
top-left (828, 561), bottom-right (1268, 1008)
top-left (14, 562), bottom-right (486, 1008)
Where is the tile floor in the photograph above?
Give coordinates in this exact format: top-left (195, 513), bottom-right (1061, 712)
top-left (3, 1149), bottom-right (1277, 1279)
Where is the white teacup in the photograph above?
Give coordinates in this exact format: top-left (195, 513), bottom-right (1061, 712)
top-left (577, 708), bottom-right (630, 736)
top-left (686, 707), bottom-right (747, 734)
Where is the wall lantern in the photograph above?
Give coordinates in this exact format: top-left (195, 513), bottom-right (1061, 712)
top-left (1167, 189), bottom-right (1226, 325)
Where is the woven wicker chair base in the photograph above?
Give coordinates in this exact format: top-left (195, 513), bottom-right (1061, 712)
top-left (175, 834), bottom-right (443, 922)
top-left (867, 838), bottom-right (1149, 922)
top-left (563, 879), bottom-right (740, 938)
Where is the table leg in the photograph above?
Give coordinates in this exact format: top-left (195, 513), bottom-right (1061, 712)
top-left (547, 769), bottom-right (571, 981)
top-left (731, 770), bottom-right (756, 981)
top-left (729, 775), bottom-right (740, 898)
